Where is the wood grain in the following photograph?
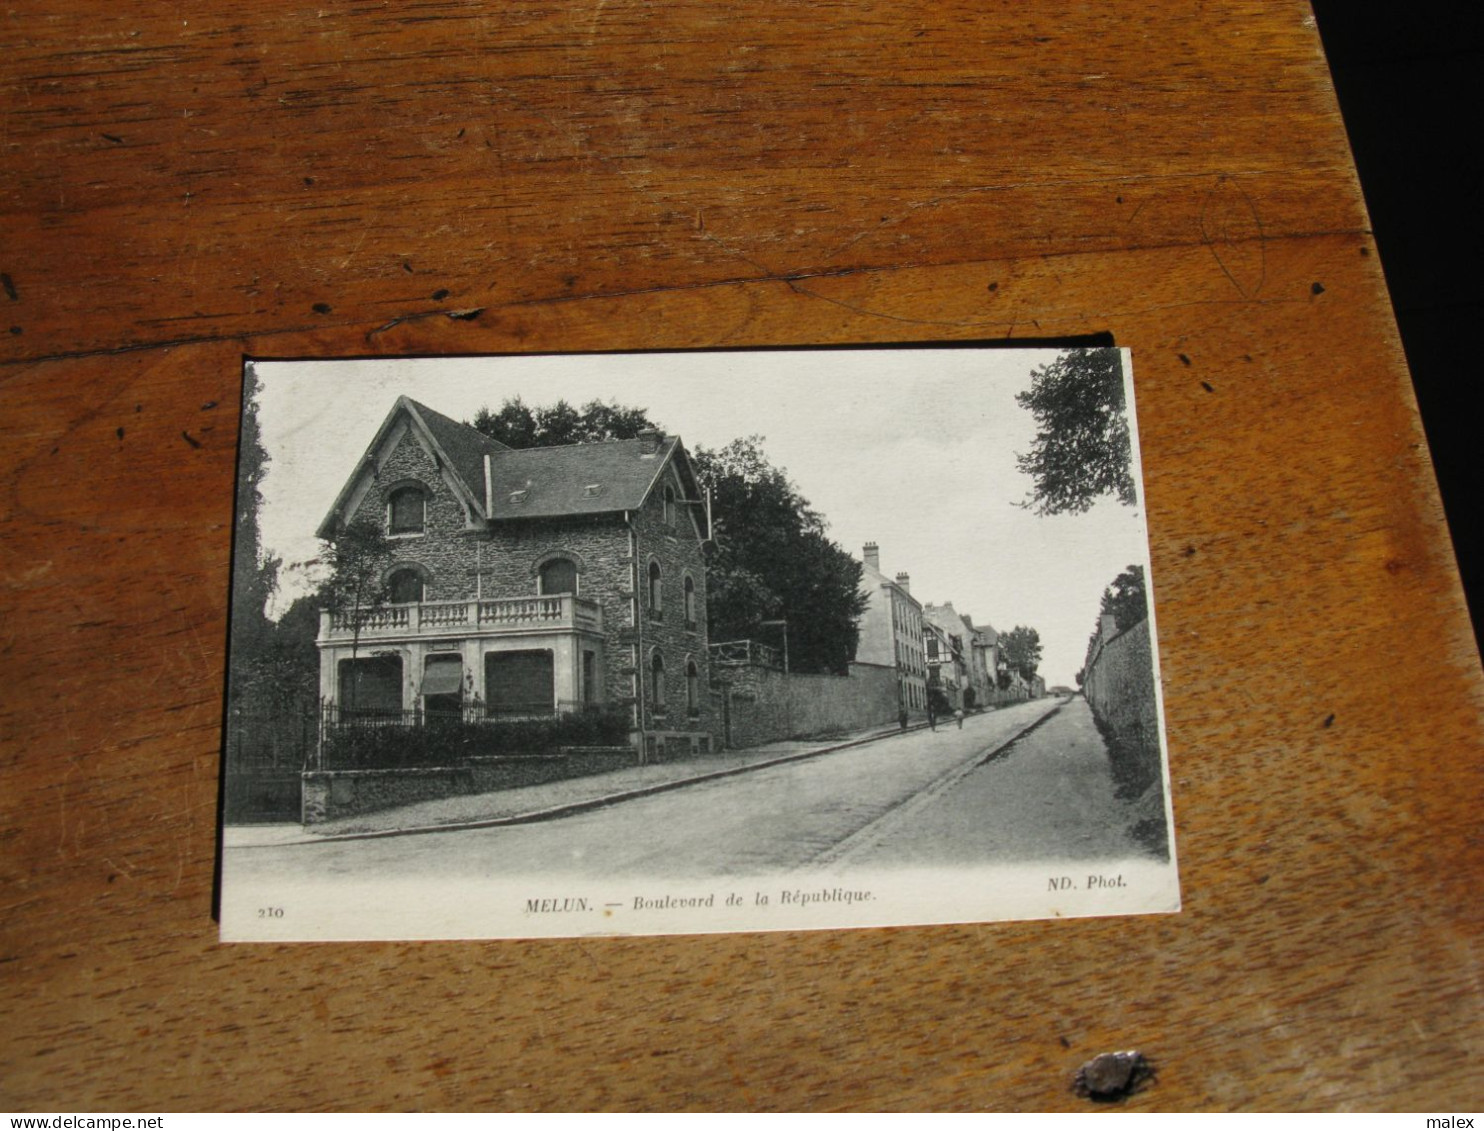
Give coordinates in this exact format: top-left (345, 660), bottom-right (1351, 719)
top-left (2, 0), bottom-right (1480, 1111)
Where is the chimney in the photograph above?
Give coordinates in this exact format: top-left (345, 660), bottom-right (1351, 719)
top-left (636, 427), bottom-right (663, 454)
top-left (895, 571), bottom-right (911, 594)
top-left (1100, 613), bottom-right (1118, 639)
top-left (863, 542), bottom-right (880, 571)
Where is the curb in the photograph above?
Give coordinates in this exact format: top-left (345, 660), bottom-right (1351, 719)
top-left (226, 704), bottom-right (1060, 848)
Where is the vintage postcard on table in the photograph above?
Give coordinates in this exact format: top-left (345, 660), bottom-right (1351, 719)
top-left (218, 346), bottom-right (1179, 941)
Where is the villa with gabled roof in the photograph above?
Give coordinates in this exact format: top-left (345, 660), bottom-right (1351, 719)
top-left (316, 396), bottom-right (716, 759)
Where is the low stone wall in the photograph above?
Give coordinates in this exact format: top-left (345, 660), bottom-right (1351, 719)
top-left (982, 687), bottom-right (1031, 709)
top-left (719, 661), bottom-right (899, 749)
top-left (470, 747), bottom-right (637, 792)
top-left (301, 745), bottom-right (638, 824)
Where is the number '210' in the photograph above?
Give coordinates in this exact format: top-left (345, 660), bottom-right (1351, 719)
top-left (257, 907), bottom-right (284, 918)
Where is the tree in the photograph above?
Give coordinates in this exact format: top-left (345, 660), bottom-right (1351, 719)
top-left (1000, 625), bottom-right (1043, 682)
top-left (228, 363), bottom-right (283, 707)
top-left (317, 517), bottom-right (393, 710)
top-left (233, 593), bottom-right (322, 713)
top-left (1014, 347), bottom-right (1136, 516)
top-left (1100, 564), bottom-right (1148, 632)
top-left (692, 437), bottom-right (868, 675)
top-left (471, 396), bottom-right (660, 449)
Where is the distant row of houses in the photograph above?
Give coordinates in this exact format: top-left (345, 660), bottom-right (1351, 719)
top-left (853, 541), bottom-right (1041, 716)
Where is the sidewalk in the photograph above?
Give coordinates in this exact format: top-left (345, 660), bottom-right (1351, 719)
top-left (224, 714), bottom-right (946, 848)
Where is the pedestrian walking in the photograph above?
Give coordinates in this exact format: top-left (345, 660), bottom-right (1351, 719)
top-left (898, 708), bottom-right (909, 731)
top-left (954, 707), bottom-right (964, 730)
top-left (927, 703), bottom-right (937, 731)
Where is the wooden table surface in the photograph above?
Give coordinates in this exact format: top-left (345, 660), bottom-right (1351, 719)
top-left (3, 0), bottom-right (1480, 1112)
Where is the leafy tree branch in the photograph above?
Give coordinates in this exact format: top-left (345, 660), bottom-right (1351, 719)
top-left (1015, 348), bottom-right (1136, 516)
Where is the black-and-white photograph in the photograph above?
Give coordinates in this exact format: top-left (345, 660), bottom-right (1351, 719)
top-left (219, 347), bottom-right (1178, 940)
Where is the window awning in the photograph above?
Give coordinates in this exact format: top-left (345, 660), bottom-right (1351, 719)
top-left (421, 661), bottom-right (464, 696)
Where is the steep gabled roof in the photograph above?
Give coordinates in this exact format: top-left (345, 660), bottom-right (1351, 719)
top-left (317, 397), bottom-right (702, 537)
top-left (316, 396), bottom-right (510, 538)
top-left (485, 435), bottom-right (697, 520)
top-left (924, 602), bottom-right (974, 653)
top-left (962, 614), bottom-right (998, 646)
top-left (405, 398), bottom-right (512, 499)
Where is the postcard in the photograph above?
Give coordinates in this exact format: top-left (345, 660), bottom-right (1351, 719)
top-left (218, 346), bottom-right (1178, 940)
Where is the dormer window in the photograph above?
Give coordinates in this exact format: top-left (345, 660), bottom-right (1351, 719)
top-left (388, 485), bottom-right (427, 535)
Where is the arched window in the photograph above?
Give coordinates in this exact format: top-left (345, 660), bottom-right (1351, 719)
top-left (650, 651), bottom-right (666, 714)
top-left (388, 485), bottom-right (427, 535)
top-left (647, 561), bottom-right (663, 621)
top-left (683, 574), bottom-right (697, 629)
top-left (662, 485), bottom-right (676, 526)
top-left (538, 557), bottom-right (578, 596)
top-left (686, 659), bottom-right (699, 718)
top-left (388, 567), bottom-right (425, 604)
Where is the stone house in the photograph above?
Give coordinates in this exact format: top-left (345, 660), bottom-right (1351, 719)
top-left (852, 542), bottom-right (928, 714)
top-left (315, 396), bottom-right (715, 758)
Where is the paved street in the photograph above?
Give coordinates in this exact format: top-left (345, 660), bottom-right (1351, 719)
top-left (826, 695), bottom-right (1159, 869)
top-left (223, 695), bottom-right (1163, 888)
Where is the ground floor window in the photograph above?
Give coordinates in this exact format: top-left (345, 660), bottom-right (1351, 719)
top-left (338, 655), bottom-right (402, 719)
top-left (484, 650), bottom-right (554, 716)
top-left (422, 653), bottom-right (463, 720)
top-left (582, 649), bottom-right (597, 704)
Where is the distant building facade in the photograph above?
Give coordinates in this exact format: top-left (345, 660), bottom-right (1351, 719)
top-left (923, 603), bottom-right (973, 710)
top-left (852, 542), bottom-right (928, 714)
top-left (956, 612), bottom-right (998, 708)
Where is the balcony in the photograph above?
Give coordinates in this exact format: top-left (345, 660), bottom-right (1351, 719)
top-left (319, 594), bottom-right (603, 644)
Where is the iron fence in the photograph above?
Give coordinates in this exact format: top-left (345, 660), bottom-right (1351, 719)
top-left (320, 700), bottom-right (580, 730)
top-left (317, 699), bottom-right (631, 770)
top-left (222, 707), bottom-right (315, 823)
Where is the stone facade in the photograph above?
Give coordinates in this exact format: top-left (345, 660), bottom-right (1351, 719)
top-left (316, 401), bottom-right (715, 756)
top-left (625, 455), bottom-right (714, 757)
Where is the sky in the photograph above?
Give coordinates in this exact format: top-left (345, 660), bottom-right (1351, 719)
top-left (249, 348), bottom-right (1153, 689)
